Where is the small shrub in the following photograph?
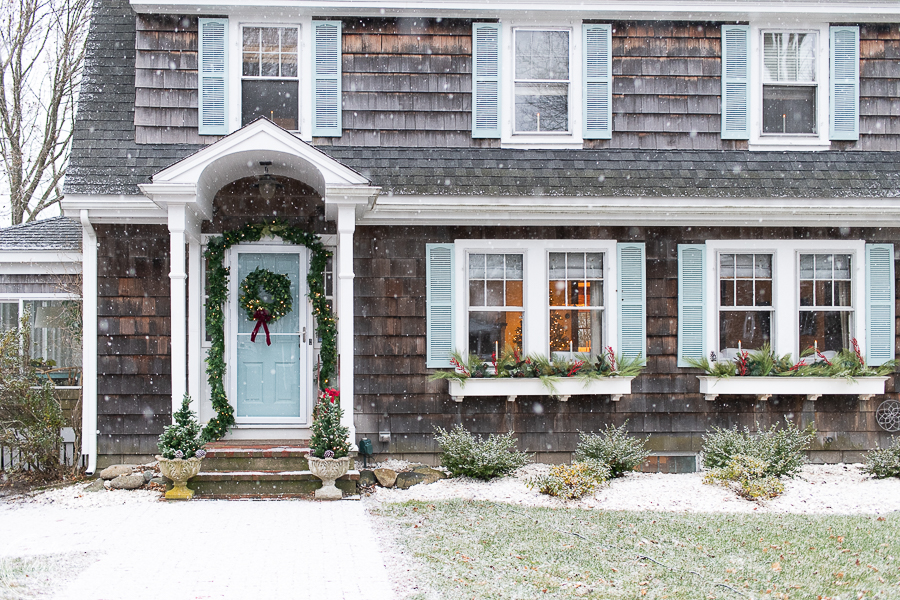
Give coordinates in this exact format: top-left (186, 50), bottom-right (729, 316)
top-left (701, 419), bottom-right (813, 479)
top-left (703, 454), bottom-right (785, 500)
top-left (309, 389), bottom-right (350, 459)
top-left (157, 395), bottom-right (205, 459)
top-left (574, 423), bottom-right (649, 478)
top-left (434, 425), bottom-right (530, 480)
top-left (527, 459), bottom-right (610, 499)
top-left (862, 438), bottom-right (900, 479)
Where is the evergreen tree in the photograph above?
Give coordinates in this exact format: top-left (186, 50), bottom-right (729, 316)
top-left (309, 390), bottom-right (349, 459)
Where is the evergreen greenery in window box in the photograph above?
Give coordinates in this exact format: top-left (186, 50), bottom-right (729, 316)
top-left (156, 395), bottom-right (206, 500)
top-left (307, 389), bottom-right (351, 500)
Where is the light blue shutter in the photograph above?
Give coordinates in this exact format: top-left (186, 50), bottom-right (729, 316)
top-left (830, 26), bottom-right (860, 141)
top-left (677, 244), bottom-right (706, 367)
top-left (472, 23), bottom-right (501, 138)
top-left (617, 243), bottom-right (646, 362)
top-left (583, 23), bottom-right (612, 140)
top-left (198, 18), bottom-right (228, 135)
top-left (313, 21), bottom-right (342, 137)
top-left (426, 244), bottom-right (455, 368)
top-left (866, 244), bottom-right (894, 366)
top-left (720, 25), bottom-right (749, 140)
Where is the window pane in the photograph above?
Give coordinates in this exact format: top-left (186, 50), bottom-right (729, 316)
top-left (281, 52), bottom-right (297, 78)
top-left (720, 280), bottom-right (735, 306)
top-left (799, 280), bottom-right (814, 307)
top-left (281, 27), bottom-right (298, 52)
top-left (485, 254), bottom-right (505, 279)
top-left (719, 254), bottom-right (735, 278)
top-left (735, 253), bottom-right (754, 278)
top-left (587, 280), bottom-right (603, 307)
top-left (799, 254), bottom-right (814, 278)
top-left (468, 311), bottom-right (522, 360)
top-left (485, 280), bottom-right (505, 306)
top-left (799, 311), bottom-right (850, 353)
top-left (719, 310), bottom-right (771, 352)
top-left (506, 280), bottom-right (523, 307)
top-left (506, 254), bottom-right (523, 279)
top-left (515, 83), bottom-right (569, 132)
top-left (550, 309), bottom-right (602, 355)
top-left (549, 279), bottom-right (566, 305)
top-left (566, 253), bottom-right (585, 279)
top-left (835, 280), bottom-right (852, 307)
top-left (755, 254), bottom-right (772, 278)
top-left (762, 85), bottom-right (816, 134)
top-left (469, 254), bottom-right (485, 279)
top-left (0, 302), bottom-right (18, 330)
top-left (799, 253), bottom-right (852, 308)
top-left (26, 300), bottom-right (80, 370)
top-left (549, 253), bottom-right (566, 279)
top-left (261, 53), bottom-right (280, 77)
top-left (755, 279), bottom-right (772, 306)
top-left (242, 52), bottom-right (259, 77)
top-left (515, 30), bottom-right (569, 80)
top-left (763, 32), bottom-right (816, 83)
top-left (261, 27), bottom-right (280, 53)
top-left (241, 80), bottom-right (299, 129)
top-left (735, 280), bottom-right (754, 306)
top-left (243, 27), bottom-right (260, 51)
top-left (469, 280), bottom-right (485, 306)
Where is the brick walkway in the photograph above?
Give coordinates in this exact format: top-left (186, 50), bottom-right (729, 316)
top-left (1, 499), bottom-right (394, 599)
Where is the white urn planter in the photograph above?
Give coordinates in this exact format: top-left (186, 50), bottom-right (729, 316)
top-left (156, 456), bottom-right (202, 500)
top-left (307, 455), bottom-right (351, 500)
top-left (448, 376), bottom-right (635, 403)
top-left (698, 376), bottom-right (888, 402)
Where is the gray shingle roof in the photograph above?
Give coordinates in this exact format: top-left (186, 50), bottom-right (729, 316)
top-left (65, 0), bottom-right (900, 200)
top-left (0, 217), bottom-right (83, 251)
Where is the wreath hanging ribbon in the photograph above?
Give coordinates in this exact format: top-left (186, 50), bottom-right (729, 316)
top-left (239, 268), bottom-right (293, 346)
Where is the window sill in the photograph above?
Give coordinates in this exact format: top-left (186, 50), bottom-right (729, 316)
top-left (749, 139), bottom-right (830, 152)
top-left (448, 376), bottom-right (634, 403)
top-left (501, 135), bottom-right (584, 150)
top-left (698, 375), bottom-right (887, 402)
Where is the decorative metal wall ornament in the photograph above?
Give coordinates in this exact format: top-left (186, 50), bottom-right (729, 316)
top-left (876, 399), bottom-right (900, 432)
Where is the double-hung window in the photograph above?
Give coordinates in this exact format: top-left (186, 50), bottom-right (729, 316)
top-left (678, 241), bottom-right (894, 367)
top-left (720, 24), bottom-right (859, 146)
top-left (241, 26), bottom-right (299, 130)
top-left (425, 240), bottom-right (645, 368)
top-left (514, 30), bottom-right (570, 134)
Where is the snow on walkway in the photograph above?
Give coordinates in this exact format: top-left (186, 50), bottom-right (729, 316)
top-left (0, 492), bottom-right (393, 600)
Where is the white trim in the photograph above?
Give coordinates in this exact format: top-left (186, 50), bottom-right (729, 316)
top-left (0, 292), bottom-right (79, 300)
top-left (0, 251), bottom-right (82, 276)
top-left (61, 195), bottom-right (166, 224)
top-left (79, 211), bottom-right (98, 475)
top-left (129, 1), bottom-right (900, 23)
top-left (448, 376), bottom-right (634, 402)
top-left (359, 195), bottom-right (900, 227)
top-left (501, 20), bottom-right (584, 148)
top-left (703, 239), bottom-right (865, 360)
top-left (452, 238), bottom-right (618, 358)
top-left (699, 375), bottom-right (886, 401)
top-left (749, 22), bottom-right (831, 151)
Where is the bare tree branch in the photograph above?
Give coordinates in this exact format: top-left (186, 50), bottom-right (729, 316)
top-left (0, 0), bottom-right (90, 225)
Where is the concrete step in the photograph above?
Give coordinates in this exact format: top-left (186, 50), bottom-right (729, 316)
top-left (178, 470), bottom-right (360, 499)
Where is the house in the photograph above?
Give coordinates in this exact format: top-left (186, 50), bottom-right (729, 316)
top-left (57, 0), bottom-right (900, 474)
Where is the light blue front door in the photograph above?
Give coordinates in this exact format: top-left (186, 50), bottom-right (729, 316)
top-left (232, 248), bottom-right (311, 424)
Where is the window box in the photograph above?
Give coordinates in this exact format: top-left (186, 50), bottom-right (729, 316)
top-left (448, 376), bottom-right (634, 403)
top-left (698, 375), bottom-right (887, 402)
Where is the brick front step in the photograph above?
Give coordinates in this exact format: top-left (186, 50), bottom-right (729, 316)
top-left (204, 446), bottom-right (314, 472)
top-left (179, 470), bottom-right (360, 498)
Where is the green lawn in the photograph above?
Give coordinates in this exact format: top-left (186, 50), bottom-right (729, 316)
top-left (374, 500), bottom-right (900, 600)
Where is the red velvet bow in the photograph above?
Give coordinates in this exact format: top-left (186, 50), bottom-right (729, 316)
top-left (251, 309), bottom-right (272, 345)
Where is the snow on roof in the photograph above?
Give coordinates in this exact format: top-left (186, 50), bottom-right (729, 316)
top-left (0, 217), bottom-right (83, 251)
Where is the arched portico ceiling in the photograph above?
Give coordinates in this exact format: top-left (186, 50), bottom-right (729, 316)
top-left (139, 118), bottom-right (380, 222)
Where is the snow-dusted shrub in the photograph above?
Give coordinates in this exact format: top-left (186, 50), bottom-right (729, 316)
top-left (863, 438), bottom-right (900, 479)
top-left (703, 454), bottom-right (785, 500)
top-left (527, 460), bottom-right (610, 500)
top-left (701, 420), bottom-right (813, 479)
top-left (434, 425), bottom-right (530, 480)
top-left (574, 423), bottom-right (649, 478)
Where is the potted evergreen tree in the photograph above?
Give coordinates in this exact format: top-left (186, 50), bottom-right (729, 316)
top-left (307, 388), bottom-right (351, 500)
top-left (156, 394), bottom-right (206, 500)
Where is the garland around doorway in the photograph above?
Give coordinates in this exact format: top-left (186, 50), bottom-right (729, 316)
top-left (202, 219), bottom-right (336, 442)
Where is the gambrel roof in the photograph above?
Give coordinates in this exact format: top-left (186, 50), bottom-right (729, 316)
top-left (64, 0), bottom-right (900, 200)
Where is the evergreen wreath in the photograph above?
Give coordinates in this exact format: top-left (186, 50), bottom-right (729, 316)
top-left (202, 219), bottom-right (336, 442)
top-left (239, 268), bottom-right (293, 322)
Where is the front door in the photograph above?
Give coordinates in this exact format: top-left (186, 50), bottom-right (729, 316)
top-left (229, 245), bottom-right (313, 426)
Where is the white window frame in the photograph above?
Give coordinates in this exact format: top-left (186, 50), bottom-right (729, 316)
top-left (715, 252), bottom-right (775, 359)
top-left (704, 240), bottom-right (865, 360)
top-left (749, 21), bottom-right (830, 151)
top-left (501, 20), bottom-right (584, 149)
top-left (452, 239), bottom-right (617, 358)
top-left (228, 17), bottom-right (313, 140)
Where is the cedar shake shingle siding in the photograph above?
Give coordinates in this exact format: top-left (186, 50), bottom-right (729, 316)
top-left (96, 224), bottom-right (172, 466)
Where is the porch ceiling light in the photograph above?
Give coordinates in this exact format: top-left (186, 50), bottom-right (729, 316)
top-left (253, 161), bottom-right (283, 200)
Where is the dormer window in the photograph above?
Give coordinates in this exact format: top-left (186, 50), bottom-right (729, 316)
top-left (762, 32), bottom-right (817, 135)
top-left (241, 26), bottom-right (300, 130)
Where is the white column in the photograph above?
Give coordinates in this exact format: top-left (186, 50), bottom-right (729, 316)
top-left (188, 236), bottom-right (202, 415)
top-left (79, 211), bottom-right (98, 474)
top-left (336, 204), bottom-right (356, 443)
top-left (168, 205), bottom-right (189, 418)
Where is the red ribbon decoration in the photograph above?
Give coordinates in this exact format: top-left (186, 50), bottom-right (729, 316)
top-left (250, 309), bottom-right (273, 346)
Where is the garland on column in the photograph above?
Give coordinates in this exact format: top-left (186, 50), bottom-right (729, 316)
top-left (202, 219), bottom-right (336, 442)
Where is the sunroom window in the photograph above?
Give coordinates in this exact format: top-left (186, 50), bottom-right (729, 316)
top-left (0, 300), bottom-right (81, 381)
top-left (549, 252), bottom-right (603, 357)
top-left (718, 253), bottom-right (772, 356)
top-left (514, 29), bottom-right (570, 133)
top-left (241, 26), bottom-right (299, 130)
top-left (467, 253), bottom-right (524, 360)
top-left (762, 32), bottom-right (817, 135)
top-left (799, 253), bottom-right (852, 355)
